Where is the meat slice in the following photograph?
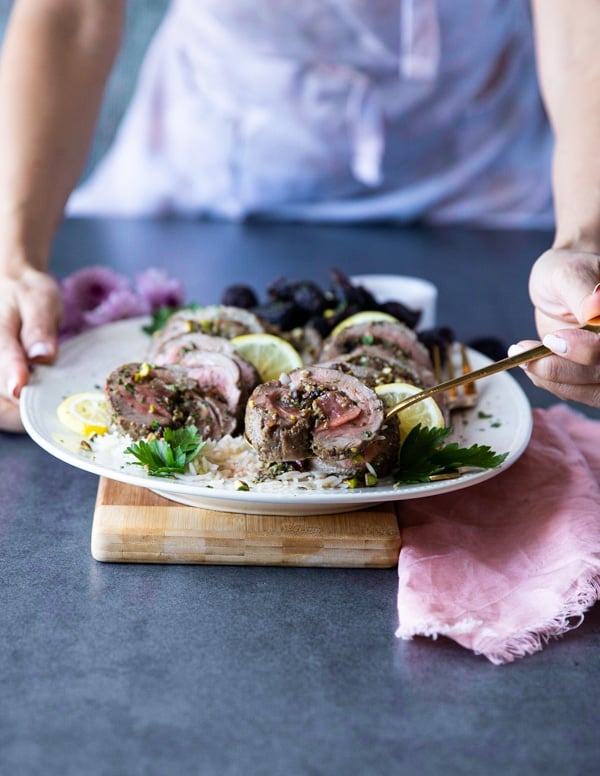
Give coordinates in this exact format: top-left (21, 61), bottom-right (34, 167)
top-left (320, 320), bottom-right (431, 367)
top-left (150, 333), bottom-right (259, 428)
top-left (244, 366), bottom-right (396, 475)
top-left (147, 305), bottom-right (265, 358)
top-left (105, 362), bottom-right (233, 440)
top-left (174, 350), bottom-right (244, 431)
top-left (319, 346), bottom-right (435, 389)
top-left (185, 392), bottom-right (236, 440)
top-left (284, 323), bottom-right (323, 365)
top-left (146, 330), bottom-right (236, 363)
top-left (303, 368), bottom-right (383, 462)
top-left (244, 381), bottom-right (313, 462)
top-left (309, 419), bottom-right (400, 477)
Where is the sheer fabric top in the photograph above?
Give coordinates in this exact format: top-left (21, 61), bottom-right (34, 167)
top-left (68, 0), bottom-right (553, 227)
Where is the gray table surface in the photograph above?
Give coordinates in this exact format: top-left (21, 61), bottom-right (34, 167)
top-left (2, 218), bottom-right (599, 776)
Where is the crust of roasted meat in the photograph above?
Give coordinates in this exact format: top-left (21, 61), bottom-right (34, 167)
top-left (320, 320), bottom-right (431, 367)
top-left (105, 362), bottom-right (235, 440)
top-left (244, 366), bottom-right (398, 475)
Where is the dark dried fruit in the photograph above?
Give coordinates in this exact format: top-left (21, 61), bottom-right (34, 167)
top-left (329, 268), bottom-right (378, 309)
top-left (252, 300), bottom-right (305, 330)
top-left (379, 301), bottom-right (421, 330)
top-left (267, 278), bottom-right (327, 315)
top-left (417, 326), bottom-right (456, 362)
top-left (221, 284), bottom-right (259, 310)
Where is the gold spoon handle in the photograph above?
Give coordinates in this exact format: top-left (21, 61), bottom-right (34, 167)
top-left (384, 322), bottom-right (600, 419)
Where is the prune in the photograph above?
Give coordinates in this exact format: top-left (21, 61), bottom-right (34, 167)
top-left (329, 269), bottom-right (378, 310)
top-left (418, 326), bottom-right (456, 362)
top-left (252, 300), bottom-right (305, 331)
top-left (379, 301), bottom-right (421, 330)
top-left (223, 270), bottom-right (432, 334)
top-left (267, 278), bottom-right (327, 315)
top-left (221, 284), bottom-right (259, 310)
top-left (307, 314), bottom-right (333, 338)
top-left (266, 276), bottom-right (290, 299)
top-left (291, 282), bottom-right (327, 314)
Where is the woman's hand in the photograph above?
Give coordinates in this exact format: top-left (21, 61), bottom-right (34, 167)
top-left (508, 248), bottom-right (600, 407)
top-left (0, 0), bottom-right (124, 433)
top-left (0, 266), bottom-right (62, 432)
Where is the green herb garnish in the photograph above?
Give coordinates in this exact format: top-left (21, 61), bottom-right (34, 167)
top-left (125, 425), bottom-right (205, 477)
top-left (394, 424), bottom-right (508, 484)
top-left (142, 303), bottom-right (200, 335)
top-left (142, 306), bottom-right (180, 335)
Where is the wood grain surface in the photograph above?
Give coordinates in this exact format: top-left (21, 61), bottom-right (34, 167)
top-left (92, 477), bottom-right (402, 567)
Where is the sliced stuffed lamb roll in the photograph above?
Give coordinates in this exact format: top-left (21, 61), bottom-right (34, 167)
top-left (105, 362), bottom-right (236, 440)
top-left (244, 366), bottom-right (399, 476)
top-left (320, 319), bottom-right (431, 367)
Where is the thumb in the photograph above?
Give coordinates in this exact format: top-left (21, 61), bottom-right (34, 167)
top-left (581, 284), bottom-right (600, 325)
top-left (529, 249), bottom-right (600, 327)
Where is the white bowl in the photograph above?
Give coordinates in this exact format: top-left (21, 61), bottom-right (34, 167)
top-left (350, 274), bottom-right (438, 330)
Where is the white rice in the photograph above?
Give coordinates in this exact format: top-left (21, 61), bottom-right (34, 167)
top-left (88, 430), bottom-right (349, 492)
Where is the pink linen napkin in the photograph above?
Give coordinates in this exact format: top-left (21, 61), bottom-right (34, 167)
top-left (395, 404), bottom-right (600, 664)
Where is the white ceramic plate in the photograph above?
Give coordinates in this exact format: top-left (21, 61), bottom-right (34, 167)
top-left (20, 317), bottom-right (532, 515)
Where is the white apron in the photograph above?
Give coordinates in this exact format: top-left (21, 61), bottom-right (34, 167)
top-left (68, 0), bottom-right (554, 227)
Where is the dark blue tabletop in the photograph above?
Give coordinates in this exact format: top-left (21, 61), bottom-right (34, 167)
top-left (1, 218), bottom-right (599, 776)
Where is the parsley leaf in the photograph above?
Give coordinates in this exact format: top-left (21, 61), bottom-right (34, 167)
top-left (125, 425), bottom-right (205, 477)
top-left (394, 424), bottom-right (508, 484)
top-left (142, 303), bottom-right (199, 335)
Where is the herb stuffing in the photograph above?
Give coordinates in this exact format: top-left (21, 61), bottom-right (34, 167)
top-left (394, 424), bottom-right (507, 484)
top-left (125, 425), bottom-right (205, 477)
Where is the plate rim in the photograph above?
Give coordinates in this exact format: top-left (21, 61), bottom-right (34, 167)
top-left (20, 316), bottom-right (533, 512)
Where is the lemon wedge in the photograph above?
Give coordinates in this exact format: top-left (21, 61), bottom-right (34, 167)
top-left (330, 310), bottom-right (398, 337)
top-left (56, 391), bottom-right (108, 437)
top-left (231, 333), bottom-right (303, 382)
top-left (375, 382), bottom-right (445, 443)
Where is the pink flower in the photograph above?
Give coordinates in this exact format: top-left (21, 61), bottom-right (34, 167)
top-left (58, 265), bottom-right (187, 340)
top-left (83, 288), bottom-right (149, 327)
top-left (135, 268), bottom-right (185, 313)
top-left (59, 266), bottom-right (130, 336)
top-left (61, 266), bottom-right (130, 311)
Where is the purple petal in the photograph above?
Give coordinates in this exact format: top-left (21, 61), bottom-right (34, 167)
top-left (83, 288), bottom-right (149, 327)
top-left (60, 266), bottom-right (130, 313)
top-left (135, 268), bottom-right (185, 312)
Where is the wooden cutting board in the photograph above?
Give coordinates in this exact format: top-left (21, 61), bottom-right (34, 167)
top-left (91, 477), bottom-right (401, 567)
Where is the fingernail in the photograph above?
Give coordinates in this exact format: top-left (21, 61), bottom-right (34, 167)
top-left (507, 344), bottom-right (528, 368)
top-left (507, 344), bottom-right (526, 357)
top-left (543, 334), bottom-right (568, 355)
top-left (28, 341), bottom-right (52, 360)
top-left (593, 283), bottom-right (600, 295)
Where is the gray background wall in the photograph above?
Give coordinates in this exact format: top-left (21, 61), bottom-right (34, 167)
top-left (0, 0), bottom-right (169, 177)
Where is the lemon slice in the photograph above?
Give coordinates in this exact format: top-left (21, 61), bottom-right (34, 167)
top-left (330, 310), bottom-right (398, 337)
top-left (375, 382), bottom-right (445, 443)
top-left (56, 391), bottom-right (108, 437)
top-left (232, 333), bottom-right (303, 382)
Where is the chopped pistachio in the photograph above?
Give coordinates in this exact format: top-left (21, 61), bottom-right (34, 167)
top-left (133, 362), bottom-right (151, 381)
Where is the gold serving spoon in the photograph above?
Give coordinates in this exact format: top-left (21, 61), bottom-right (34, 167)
top-left (384, 320), bottom-right (600, 419)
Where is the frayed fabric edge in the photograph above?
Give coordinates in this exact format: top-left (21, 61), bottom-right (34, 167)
top-left (396, 571), bottom-right (600, 666)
